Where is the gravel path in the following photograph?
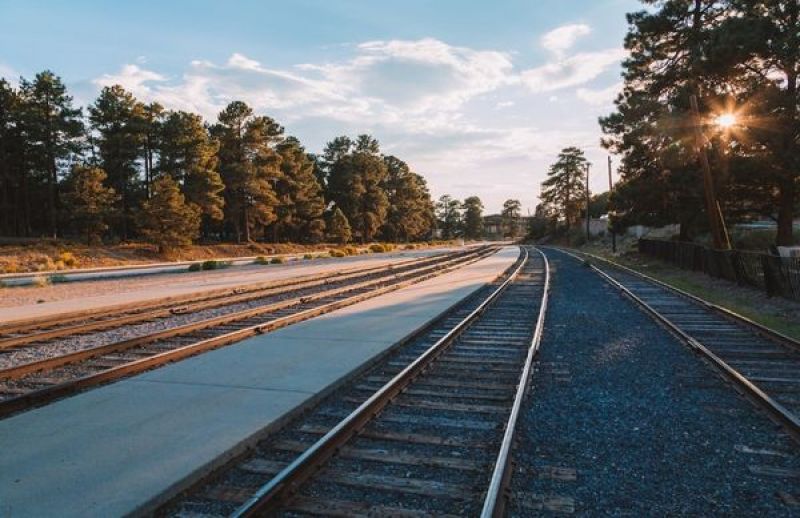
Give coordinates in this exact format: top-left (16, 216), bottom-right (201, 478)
top-left (509, 248), bottom-right (800, 516)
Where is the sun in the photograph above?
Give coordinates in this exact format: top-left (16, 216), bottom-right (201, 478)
top-left (714, 113), bottom-right (737, 129)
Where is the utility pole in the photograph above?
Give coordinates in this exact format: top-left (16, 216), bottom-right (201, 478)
top-left (585, 162), bottom-right (591, 242)
top-left (689, 94), bottom-right (731, 250)
top-left (608, 156), bottom-right (616, 253)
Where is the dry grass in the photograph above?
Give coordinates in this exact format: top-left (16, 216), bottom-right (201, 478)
top-left (0, 240), bottom-right (458, 274)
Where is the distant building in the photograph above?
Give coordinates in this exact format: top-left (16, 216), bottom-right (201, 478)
top-left (482, 214), bottom-right (532, 241)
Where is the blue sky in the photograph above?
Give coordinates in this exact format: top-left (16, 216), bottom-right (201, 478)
top-left (0, 0), bottom-right (641, 213)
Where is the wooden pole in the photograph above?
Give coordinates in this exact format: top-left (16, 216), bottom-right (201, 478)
top-left (689, 94), bottom-right (731, 250)
top-left (608, 156), bottom-right (616, 253)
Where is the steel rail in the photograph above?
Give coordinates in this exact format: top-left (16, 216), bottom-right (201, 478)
top-left (230, 248), bottom-right (531, 517)
top-left (0, 248), bottom-right (497, 418)
top-left (0, 248), bottom-right (492, 380)
top-left (0, 250), bottom-right (466, 343)
top-left (569, 248), bottom-right (800, 353)
top-left (555, 247), bottom-right (800, 440)
top-left (480, 246), bottom-right (550, 518)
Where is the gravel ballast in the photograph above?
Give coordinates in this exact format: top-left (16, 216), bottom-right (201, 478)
top-left (510, 248), bottom-right (800, 516)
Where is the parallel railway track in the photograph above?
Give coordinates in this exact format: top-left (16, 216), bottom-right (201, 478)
top-left (161, 246), bottom-right (549, 518)
top-left (560, 248), bottom-right (800, 441)
top-left (0, 246), bottom-right (497, 418)
top-left (0, 251), bottom-right (465, 348)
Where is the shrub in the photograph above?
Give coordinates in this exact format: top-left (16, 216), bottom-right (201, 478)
top-left (35, 257), bottom-right (56, 271)
top-left (270, 257), bottom-right (284, 264)
top-left (1, 260), bottom-right (20, 274)
top-left (58, 251), bottom-right (79, 268)
top-left (404, 244), bottom-right (416, 250)
top-left (254, 256), bottom-right (270, 265)
top-left (188, 263), bottom-right (202, 272)
top-left (200, 260), bottom-right (230, 270)
top-left (343, 246), bottom-right (358, 256)
top-left (54, 260), bottom-right (66, 270)
top-left (369, 243), bottom-right (387, 253)
top-left (32, 275), bottom-right (50, 287)
top-left (329, 249), bottom-right (346, 258)
top-left (303, 254), bottom-right (314, 260)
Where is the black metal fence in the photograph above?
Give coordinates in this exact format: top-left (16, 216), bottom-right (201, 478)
top-left (638, 238), bottom-right (800, 301)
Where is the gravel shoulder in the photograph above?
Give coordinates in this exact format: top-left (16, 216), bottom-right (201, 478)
top-left (510, 248), bottom-right (800, 516)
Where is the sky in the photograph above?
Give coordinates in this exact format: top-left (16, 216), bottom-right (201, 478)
top-left (0, 0), bottom-right (642, 214)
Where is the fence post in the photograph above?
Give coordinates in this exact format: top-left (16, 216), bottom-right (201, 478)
top-left (761, 254), bottom-right (778, 298)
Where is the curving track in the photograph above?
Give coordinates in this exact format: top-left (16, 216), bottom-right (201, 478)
top-left (161, 246), bottom-right (549, 517)
top-left (0, 246), bottom-right (497, 418)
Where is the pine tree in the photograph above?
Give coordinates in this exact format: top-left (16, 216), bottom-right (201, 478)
top-left (139, 176), bottom-right (200, 253)
top-left (159, 111), bottom-right (224, 235)
top-left (501, 199), bottom-right (522, 238)
top-left (213, 101), bottom-right (280, 242)
top-left (462, 196), bottom-right (484, 240)
top-left (328, 207), bottom-right (352, 244)
top-left (89, 85), bottom-right (144, 241)
top-left (540, 147), bottom-right (588, 230)
top-left (272, 137), bottom-right (326, 243)
top-left (382, 156), bottom-right (434, 241)
top-left (62, 165), bottom-right (118, 245)
top-left (324, 134), bottom-right (389, 242)
top-left (0, 79), bottom-right (28, 236)
top-left (436, 195), bottom-right (462, 239)
top-left (137, 101), bottom-right (165, 199)
top-left (19, 70), bottom-right (84, 238)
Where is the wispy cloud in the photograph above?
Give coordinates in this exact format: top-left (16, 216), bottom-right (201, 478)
top-left (520, 49), bottom-right (625, 93)
top-left (541, 23), bottom-right (591, 56)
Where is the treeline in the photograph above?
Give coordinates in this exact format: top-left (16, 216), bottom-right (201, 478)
top-left (435, 195), bottom-right (522, 239)
top-left (0, 72), bottom-right (439, 249)
top-left (599, 0), bottom-right (800, 246)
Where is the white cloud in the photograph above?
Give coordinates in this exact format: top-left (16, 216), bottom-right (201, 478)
top-left (87, 37), bottom-right (617, 211)
top-left (520, 48), bottom-right (626, 93)
top-left (94, 64), bottom-right (167, 94)
top-left (576, 82), bottom-right (622, 106)
top-left (541, 23), bottom-right (591, 56)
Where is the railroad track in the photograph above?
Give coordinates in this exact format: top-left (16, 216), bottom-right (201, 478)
top-left (0, 246), bottom-right (498, 418)
top-left (559, 248), bottom-right (800, 441)
top-left (161, 246), bottom-right (549, 517)
top-left (0, 250), bottom-right (466, 348)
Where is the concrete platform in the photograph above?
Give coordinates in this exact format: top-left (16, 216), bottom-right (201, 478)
top-left (0, 246), bottom-right (519, 517)
top-left (0, 247), bottom-right (462, 323)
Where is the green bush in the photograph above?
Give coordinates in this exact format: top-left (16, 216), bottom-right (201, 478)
top-left (270, 257), bottom-right (284, 264)
top-left (188, 263), bottom-right (202, 272)
top-left (404, 244), bottom-right (416, 250)
top-left (369, 243), bottom-right (387, 253)
top-left (343, 246), bottom-right (358, 256)
top-left (49, 274), bottom-right (68, 284)
top-left (329, 249), bottom-right (346, 258)
top-left (199, 260), bottom-right (231, 270)
top-left (303, 254), bottom-right (314, 260)
top-left (254, 256), bottom-right (270, 265)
